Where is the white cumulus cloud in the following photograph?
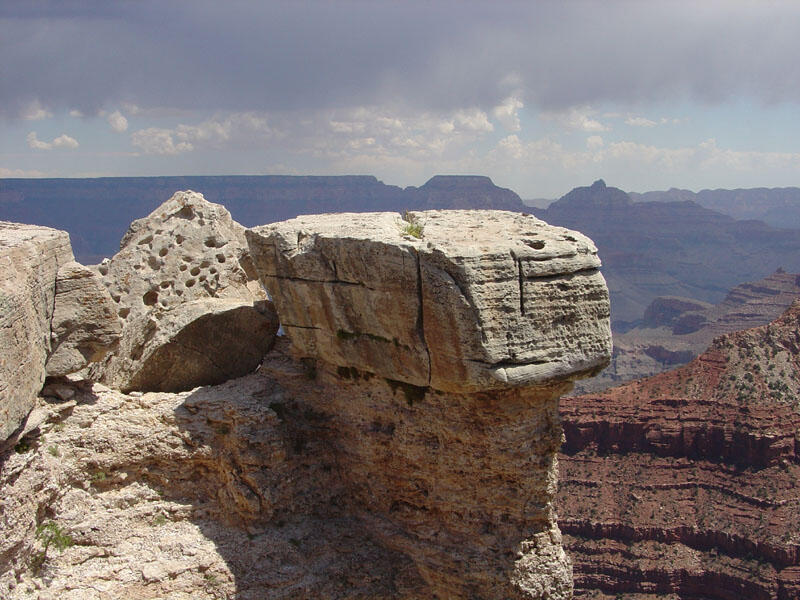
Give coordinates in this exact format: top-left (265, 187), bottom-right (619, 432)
top-left (625, 116), bottom-right (658, 127)
top-left (107, 110), bottom-right (129, 132)
top-left (586, 135), bottom-right (604, 150)
top-left (492, 96), bottom-right (524, 132)
top-left (27, 132), bottom-right (79, 150)
top-left (131, 128), bottom-right (194, 155)
top-left (21, 100), bottom-right (53, 121)
top-left (541, 106), bottom-right (609, 132)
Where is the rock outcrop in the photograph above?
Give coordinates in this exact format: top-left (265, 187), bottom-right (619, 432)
top-left (247, 210), bottom-right (612, 599)
top-left (0, 372), bottom-right (425, 600)
top-left (90, 191), bottom-right (278, 392)
top-left (0, 223), bottom-right (119, 441)
top-left (558, 301), bottom-right (800, 599)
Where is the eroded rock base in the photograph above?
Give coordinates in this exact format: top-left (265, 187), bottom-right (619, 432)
top-left (0, 372), bottom-right (425, 600)
top-left (260, 345), bottom-right (574, 599)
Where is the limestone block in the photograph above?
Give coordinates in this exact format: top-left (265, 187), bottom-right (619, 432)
top-left (91, 191), bottom-right (276, 391)
top-left (0, 222), bottom-right (73, 440)
top-left (46, 261), bottom-right (122, 377)
top-left (246, 210), bottom-right (612, 392)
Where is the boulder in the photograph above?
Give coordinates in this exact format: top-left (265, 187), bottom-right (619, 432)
top-left (91, 191), bottom-right (277, 392)
top-left (114, 298), bottom-right (278, 393)
top-left (246, 210), bottom-right (611, 393)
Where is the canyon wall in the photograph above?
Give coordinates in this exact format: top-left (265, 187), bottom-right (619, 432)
top-left (558, 301), bottom-right (800, 599)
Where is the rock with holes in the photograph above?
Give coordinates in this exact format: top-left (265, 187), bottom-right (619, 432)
top-left (246, 210), bottom-right (612, 393)
top-left (90, 191), bottom-right (275, 391)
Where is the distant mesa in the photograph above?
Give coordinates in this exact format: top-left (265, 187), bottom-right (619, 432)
top-left (0, 175), bottom-right (525, 265)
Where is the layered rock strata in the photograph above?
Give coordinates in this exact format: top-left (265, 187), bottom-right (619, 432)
top-left (248, 210), bottom-right (613, 598)
top-left (558, 301), bottom-right (800, 599)
top-left (0, 222), bottom-right (119, 441)
top-left (90, 191), bottom-right (277, 392)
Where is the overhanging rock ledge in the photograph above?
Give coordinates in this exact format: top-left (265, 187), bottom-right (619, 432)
top-left (247, 210), bottom-right (613, 599)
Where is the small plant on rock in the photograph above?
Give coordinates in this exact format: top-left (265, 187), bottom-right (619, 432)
top-left (32, 520), bottom-right (73, 572)
top-left (399, 211), bottom-right (424, 239)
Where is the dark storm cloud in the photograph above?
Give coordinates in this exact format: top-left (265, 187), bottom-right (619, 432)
top-left (2, 0), bottom-right (800, 118)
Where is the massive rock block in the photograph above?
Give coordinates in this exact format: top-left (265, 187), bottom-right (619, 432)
top-left (247, 210), bottom-right (610, 393)
top-left (0, 223), bottom-right (73, 440)
top-left (91, 191), bottom-right (278, 392)
top-left (248, 210), bottom-right (612, 599)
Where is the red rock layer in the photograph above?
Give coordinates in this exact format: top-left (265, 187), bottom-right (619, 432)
top-left (558, 301), bottom-right (800, 599)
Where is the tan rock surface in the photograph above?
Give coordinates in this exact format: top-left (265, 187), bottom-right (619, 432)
top-left (46, 261), bottom-right (122, 377)
top-left (91, 191), bottom-right (275, 392)
top-left (0, 371), bottom-right (424, 599)
top-left (246, 210), bottom-right (611, 393)
top-left (0, 222), bottom-right (73, 440)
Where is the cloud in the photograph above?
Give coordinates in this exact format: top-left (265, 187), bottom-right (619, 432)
top-left (26, 131), bottom-right (78, 149)
top-left (131, 112), bottom-right (274, 154)
top-left (20, 99), bottom-right (52, 121)
top-left (541, 107), bottom-right (610, 132)
top-left (492, 96), bottom-right (523, 132)
top-left (0, 166), bottom-right (46, 177)
top-left (3, 2), bottom-right (800, 119)
top-left (586, 135), bottom-right (604, 150)
top-left (131, 127), bottom-right (193, 154)
top-left (624, 116), bottom-right (658, 127)
top-left (107, 110), bottom-right (128, 132)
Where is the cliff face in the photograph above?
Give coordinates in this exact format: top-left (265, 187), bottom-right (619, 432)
top-left (558, 301), bottom-right (800, 599)
top-left (247, 210), bottom-right (612, 598)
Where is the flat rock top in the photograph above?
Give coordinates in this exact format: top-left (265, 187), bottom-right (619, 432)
top-left (0, 221), bottom-right (67, 247)
top-left (256, 210), bottom-right (600, 270)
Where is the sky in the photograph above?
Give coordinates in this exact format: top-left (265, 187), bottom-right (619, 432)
top-left (2, 0), bottom-right (800, 199)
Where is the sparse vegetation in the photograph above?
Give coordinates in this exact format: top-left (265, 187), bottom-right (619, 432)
top-left (32, 520), bottom-right (73, 572)
top-left (399, 210), bottom-right (424, 239)
top-left (47, 445), bottom-right (60, 457)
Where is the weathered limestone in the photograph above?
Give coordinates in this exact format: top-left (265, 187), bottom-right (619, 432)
top-left (246, 210), bottom-right (611, 392)
top-left (46, 261), bottom-right (122, 377)
top-left (0, 223), bottom-right (73, 440)
top-left (248, 210), bottom-right (613, 599)
top-left (119, 298), bottom-right (278, 393)
top-left (0, 223), bottom-right (119, 441)
top-left (91, 191), bottom-right (278, 392)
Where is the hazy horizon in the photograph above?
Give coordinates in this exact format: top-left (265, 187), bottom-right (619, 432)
top-left (2, 1), bottom-right (800, 198)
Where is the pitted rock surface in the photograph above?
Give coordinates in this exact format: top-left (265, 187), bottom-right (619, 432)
top-left (91, 191), bottom-right (276, 392)
top-left (246, 210), bottom-right (611, 393)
